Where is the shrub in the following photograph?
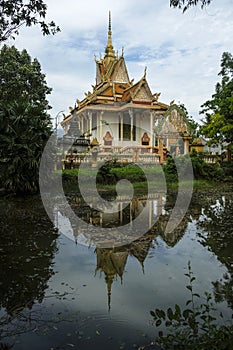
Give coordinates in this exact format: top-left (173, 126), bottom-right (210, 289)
top-left (150, 261), bottom-right (233, 349)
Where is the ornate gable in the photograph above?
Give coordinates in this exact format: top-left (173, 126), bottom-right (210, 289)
top-left (96, 63), bottom-right (102, 85)
top-left (162, 105), bottom-right (189, 135)
top-left (133, 84), bottom-right (152, 102)
top-left (132, 79), bottom-right (153, 102)
top-left (111, 57), bottom-right (130, 83)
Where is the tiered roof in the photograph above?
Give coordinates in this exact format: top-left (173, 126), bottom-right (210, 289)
top-left (64, 12), bottom-right (169, 119)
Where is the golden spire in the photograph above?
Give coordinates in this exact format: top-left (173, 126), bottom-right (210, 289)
top-left (104, 11), bottom-right (116, 63)
top-left (109, 10), bottom-right (111, 32)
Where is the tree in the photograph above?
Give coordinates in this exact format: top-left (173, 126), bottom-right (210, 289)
top-left (177, 102), bottom-right (200, 140)
top-left (0, 45), bottom-right (52, 193)
top-left (200, 52), bottom-right (233, 148)
top-left (0, 0), bottom-right (60, 42)
top-left (170, 0), bottom-right (212, 12)
top-left (0, 45), bottom-right (51, 109)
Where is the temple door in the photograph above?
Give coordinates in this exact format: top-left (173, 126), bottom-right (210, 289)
top-left (103, 131), bottom-right (113, 152)
top-left (141, 132), bottom-right (150, 153)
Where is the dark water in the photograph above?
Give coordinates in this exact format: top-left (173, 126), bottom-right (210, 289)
top-left (0, 184), bottom-right (233, 349)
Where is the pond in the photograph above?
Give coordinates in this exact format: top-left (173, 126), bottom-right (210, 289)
top-left (0, 184), bottom-right (233, 349)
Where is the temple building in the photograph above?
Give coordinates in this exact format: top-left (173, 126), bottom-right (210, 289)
top-left (61, 13), bottom-right (191, 163)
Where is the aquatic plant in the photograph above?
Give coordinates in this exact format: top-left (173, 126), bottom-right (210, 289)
top-left (150, 261), bottom-right (233, 349)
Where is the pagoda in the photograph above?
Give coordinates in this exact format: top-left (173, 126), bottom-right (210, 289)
top-left (61, 12), bottom-right (191, 162)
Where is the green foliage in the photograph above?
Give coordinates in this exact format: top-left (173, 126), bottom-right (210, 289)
top-left (0, 45), bottom-right (52, 109)
top-left (200, 52), bottom-right (233, 145)
top-left (163, 155), bottom-right (178, 182)
top-left (0, 46), bottom-right (52, 194)
top-left (163, 151), bottom-right (225, 181)
top-left (177, 103), bottom-right (200, 141)
top-left (97, 160), bottom-right (118, 185)
top-left (170, 0), bottom-right (212, 12)
top-left (0, 102), bottom-right (51, 193)
top-left (150, 261), bottom-right (233, 349)
top-left (221, 161), bottom-right (233, 181)
top-left (0, 0), bottom-right (60, 42)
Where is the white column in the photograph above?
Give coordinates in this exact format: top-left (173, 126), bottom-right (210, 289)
top-left (88, 111), bottom-right (92, 140)
top-left (99, 111), bottom-right (103, 143)
top-left (119, 112), bottom-right (123, 147)
top-left (81, 114), bottom-right (84, 134)
top-left (150, 112), bottom-right (154, 153)
top-left (120, 202), bottom-right (123, 225)
top-left (77, 116), bottom-right (81, 131)
top-left (130, 201), bottom-right (133, 227)
top-left (184, 138), bottom-right (190, 155)
top-left (100, 212), bottom-right (103, 226)
top-left (149, 199), bottom-right (152, 228)
top-left (129, 109), bottom-right (133, 145)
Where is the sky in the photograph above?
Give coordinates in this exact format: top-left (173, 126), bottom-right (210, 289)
top-left (9, 0), bottom-right (233, 125)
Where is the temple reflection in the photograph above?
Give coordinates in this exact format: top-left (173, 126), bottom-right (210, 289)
top-left (56, 193), bottom-right (190, 309)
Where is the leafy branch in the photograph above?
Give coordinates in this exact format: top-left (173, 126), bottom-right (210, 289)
top-left (0, 0), bottom-right (60, 42)
top-left (150, 261), bottom-right (233, 349)
top-left (170, 0), bottom-right (213, 12)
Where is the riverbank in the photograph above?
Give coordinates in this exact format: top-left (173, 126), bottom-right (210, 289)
top-left (61, 162), bottom-right (233, 196)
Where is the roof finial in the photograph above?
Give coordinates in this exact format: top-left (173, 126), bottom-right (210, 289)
top-left (108, 10), bottom-right (112, 33)
top-left (104, 11), bottom-right (116, 62)
top-left (144, 66), bottom-right (147, 78)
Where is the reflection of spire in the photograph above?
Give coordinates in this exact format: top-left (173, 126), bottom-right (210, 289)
top-left (106, 273), bottom-right (114, 311)
top-left (130, 238), bottom-right (152, 274)
top-left (95, 248), bottom-right (128, 310)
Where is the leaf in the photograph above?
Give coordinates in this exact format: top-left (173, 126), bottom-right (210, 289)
top-left (156, 319), bottom-right (162, 327)
top-left (193, 293), bottom-right (200, 298)
top-left (150, 310), bottom-right (156, 318)
top-left (175, 304), bottom-right (181, 316)
top-left (156, 309), bottom-right (166, 319)
top-left (167, 308), bottom-right (174, 321)
top-left (183, 309), bottom-right (193, 319)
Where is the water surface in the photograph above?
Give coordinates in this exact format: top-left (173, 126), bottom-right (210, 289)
top-left (0, 184), bottom-right (233, 349)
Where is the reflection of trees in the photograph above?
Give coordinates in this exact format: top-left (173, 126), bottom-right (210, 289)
top-left (64, 192), bottom-right (191, 309)
top-left (0, 197), bottom-right (58, 338)
top-left (195, 189), bottom-right (233, 309)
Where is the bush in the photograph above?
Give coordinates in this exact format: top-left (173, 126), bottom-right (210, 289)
top-left (150, 261), bottom-right (233, 349)
top-left (163, 151), bottom-right (226, 181)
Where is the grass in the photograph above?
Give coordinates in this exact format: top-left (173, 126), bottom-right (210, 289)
top-left (60, 163), bottom-right (232, 195)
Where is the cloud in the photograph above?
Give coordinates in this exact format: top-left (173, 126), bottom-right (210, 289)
top-left (10, 0), bottom-right (233, 122)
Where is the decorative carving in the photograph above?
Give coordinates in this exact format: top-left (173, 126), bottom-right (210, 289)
top-left (141, 132), bottom-right (150, 144)
top-left (134, 86), bottom-right (151, 101)
top-left (153, 92), bottom-right (161, 101)
top-left (103, 131), bottom-right (113, 146)
top-left (103, 131), bottom-right (113, 141)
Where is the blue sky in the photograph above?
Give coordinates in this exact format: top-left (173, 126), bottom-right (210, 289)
top-left (10, 0), bottom-right (233, 124)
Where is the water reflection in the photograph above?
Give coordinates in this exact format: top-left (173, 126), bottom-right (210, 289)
top-left (194, 190), bottom-right (233, 309)
top-left (57, 193), bottom-right (191, 309)
top-left (0, 197), bottom-right (58, 339)
top-left (58, 193), bottom-right (189, 245)
top-left (56, 187), bottom-right (233, 312)
top-left (1, 185), bottom-right (233, 349)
